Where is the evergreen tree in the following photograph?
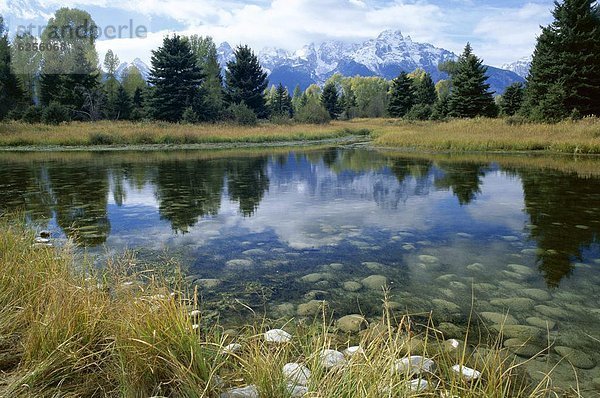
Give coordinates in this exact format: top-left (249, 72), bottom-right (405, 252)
top-left (524, 0), bottom-right (600, 120)
top-left (413, 72), bottom-right (437, 106)
top-left (499, 82), bottom-right (524, 116)
top-left (103, 50), bottom-right (120, 119)
top-left (225, 45), bottom-right (268, 118)
top-left (0, 15), bottom-right (26, 119)
top-left (271, 83), bottom-right (293, 118)
top-left (188, 35), bottom-right (224, 121)
top-left (292, 84), bottom-right (302, 111)
top-left (388, 72), bottom-right (415, 117)
top-left (148, 35), bottom-right (204, 122)
top-left (320, 81), bottom-right (341, 119)
top-left (121, 65), bottom-right (146, 97)
top-left (339, 86), bottom-right (357, 120)
top-left (447, 43), bottom-right (497, 118)
top-left (114, 85), bottom-right (132, 120)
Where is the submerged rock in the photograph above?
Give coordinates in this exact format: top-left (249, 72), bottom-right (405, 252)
top-left (418, 254), bottom-right (440, 264)
top-left (438, 322), bottom-right (464, 339)
top-left (432, 299), bottom-right (461, 314)
top-left (300, 273), bottom-right (327, 283)
top-left (319, 349), bottom-right (347, 369)
top-left (264, 329), bottom-right (292, 343)
top-left (506, 264), bottom-right (536, 277)
top-left (555, 346), bottom-right (596, 369)
top-left (466, 263), bottom-right (485, 272)
top-left (362, 261), bottom-right (385, 271)
top-left (521, 288), bottom-right (552, 302)
top-left (220, 385), bottom-right (259, 398)
top-left (492, 324), bottom-right (543, 341)
top-left (534, 305), bottom-right (570, 320)
top-left (297, 300), bottom-right (327, 317)
top-left (226, 259), bottom-right (254, 268)
top-left (480, 312), bottom-right (518, 325)
top-left (504, 338), bottom-right (546, 358)
top-left (283, 363), bottom-right (311, 386)
top-left (337, 314), bottom-right (368, 333)
top-left (342, 281), bottom-right (362, 292)
top-left (490, 297), bottom-right (535, 312)
top-left (361, 275), bottom-right (388, 290)
top-left (195, 279), bottom-right (221, 289)
top-left (525, 317), bottom-right (556, 330)
top-left (242, 249), bottom-right (266, 256)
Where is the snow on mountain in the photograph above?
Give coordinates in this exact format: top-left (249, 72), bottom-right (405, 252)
top-left (115, 58), bottom-right (151, 80)
top-left (501, 56), bottom-right (532, 79)
top-left (114, 30), bottom-right (523, 95)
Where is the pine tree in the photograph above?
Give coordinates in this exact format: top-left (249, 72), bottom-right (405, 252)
top-left (225, 45), bottom-right (268, 118)
top-left (320, 81), bottom-right (341, 119)
top-left (148, 35), bottom-right (204, 122)
top-left (524, 0), bottom-right (600, 120)
top-left (447, 43), bottom-right (497, 118)
top-left (292, 84), bottom-right (302, 111)
top-left (0, 15), bottom-right (26, 119)
top-left (499, 82), bottom-right (524, 116)
top-left (270, 83), bottom-right (292, 118)
top-left (103, 50), bottom-right (120, 119)
top-left (188, 35), bottom-right (225, 121)
top-left (413, 72), bottom-right (437, 106)
top-left (114, 85), bottom-right (132, 120)
top-left (388, 72), bottom-right (415, 117)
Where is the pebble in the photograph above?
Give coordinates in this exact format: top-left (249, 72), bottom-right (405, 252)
top-left (337, 314), bottom-right (368, 333)
top-left (343, 346), bottom-right (364, 358)
top-left (360, 275), bottom-right (388, 290)
top-left (222, 343), bottom-right (242, 355)
top-left (283, 363), bottom-right (311, 386)
top-left (392, 356), bottom-right (435, 375)
top-left (220, 385), bottom-right (259, 398)
top-left (319, 349), bottom-right (347, 369)
top-left (451, 365), bottom-right (481, 381)
top-left (264, 329), bottom-right (292, 343)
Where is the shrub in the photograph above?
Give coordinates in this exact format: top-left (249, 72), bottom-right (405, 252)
top-left (505, 115), bottom-right (529, 126)
top-left (226, 103), bottom-right (258, 126)
top-left (42, 103), bottom-right (70, 125)
top-left (269, 114), bottom-right (293, 125)
top-left (89, 132), bottom-right (115, 145)
top-left (405, 104), bottom-right (433, 120)
top-left (21, 106), bottom-right (43, 124)
top-left (294, 100), bottom-right (331, 124)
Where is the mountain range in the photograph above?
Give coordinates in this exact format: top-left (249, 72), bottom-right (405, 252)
top-left (118, 30), bottom-right (528, 94)
top-left (501, 56), bottom-right (532, 79)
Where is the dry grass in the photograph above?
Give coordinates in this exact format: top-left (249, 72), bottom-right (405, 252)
top-left (369, 117), bottom-right (600, 154)
top-left (0, 120), bottom-right (369, 147)
top-left (0, 216), bottom-right (572, 397)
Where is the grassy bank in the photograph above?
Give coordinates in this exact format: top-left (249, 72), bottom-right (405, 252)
top-left (0, 120), bottom-right (369, 147)
top-left (369, 117), bottom-right (600, 154)
top-left (1, 118), bottom-right (599, 153)
top-left (0, 217), bottom-right (566, 397)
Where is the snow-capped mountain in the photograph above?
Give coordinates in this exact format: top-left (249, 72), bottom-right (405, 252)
top-left (217, 30), bottom-right (524, 94)
top-left (115, 58), bottom-right (151, 81)
top-left (501, 56), bottom-right (532, 79)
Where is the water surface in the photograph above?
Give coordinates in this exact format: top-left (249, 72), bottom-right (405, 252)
top-left (1, 148), bottom-right (599, 392)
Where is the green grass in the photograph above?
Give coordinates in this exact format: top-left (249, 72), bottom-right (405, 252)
top-left (0, 216), bottom-right (574, 397)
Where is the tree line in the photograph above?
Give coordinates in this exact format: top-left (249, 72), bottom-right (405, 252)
top-left (0, 0), bottom-right (598, 125)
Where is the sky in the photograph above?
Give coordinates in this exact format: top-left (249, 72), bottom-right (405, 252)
top-left (1, 0), bottom-right (556, 67)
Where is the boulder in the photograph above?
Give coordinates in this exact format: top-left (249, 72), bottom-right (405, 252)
top-left (283, 363), bottom-right (311, 386)
top-left (360, 275), bottom-right (388, 290)
top-left (337, 314), bottom-right (368, 333)
top-left (319, 349), bottom-right (347, 369)
top-left (264, 329), bottom-right (292, 343)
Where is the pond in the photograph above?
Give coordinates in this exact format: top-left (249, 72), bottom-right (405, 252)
top-left (1, 147), bottom-right (600, 391)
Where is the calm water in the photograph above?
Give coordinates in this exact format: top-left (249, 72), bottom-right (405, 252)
top-left (1, 148), bottom-right (600, 391)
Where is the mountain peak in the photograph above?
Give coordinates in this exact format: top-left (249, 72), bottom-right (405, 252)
top-left (377, 29), bottom-right (404, 41)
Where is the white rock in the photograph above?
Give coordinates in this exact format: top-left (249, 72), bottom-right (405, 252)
top-left (264, 329), bottom-right (291, 343)
top-left (343, 346), bottom-right (364, 358)
top-left (192, 324), bottom-right (199, 330)
top-left (34, 237), bottom-right (50, 244)
top-left (222, 343), bottom-right (242, 355)
top-left (220, 385), bottom-right (259, 398)
top-left (392, 356), bottom-right (435, 375)
top-left (319, 349), bottom-right (346, 369)
top-left (407, 378), bottom-right (429, 392)
top-left (283, 363), bottom-right (311, 386)
top-left (286, 384), bottom-right (308, 397)
top-left (189, 310), bottom-right (201, 317)
top-left (451, 364), bottom-right (481, 381)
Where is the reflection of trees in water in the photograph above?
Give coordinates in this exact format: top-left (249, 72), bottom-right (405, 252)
top-left (47, 164), bottom-right (110, 246)
top-left (434, 162), bottom-right (486, 205)
top-left (154, 160), bottom-right (225, 233)
top-left (517, 169), bottom-right (600, 288)
top-left (226, 158), bottom-right (270, 217)
top-left (0, 164), bottom-right (53, 222)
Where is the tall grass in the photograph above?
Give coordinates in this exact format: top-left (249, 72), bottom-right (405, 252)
top-left (0, 216), bottom-right (567, 397)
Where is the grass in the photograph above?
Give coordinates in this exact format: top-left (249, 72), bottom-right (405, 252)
top-left (1, 117), bottom-right (599, 153)
top-left (0, 120), bottom-right (370, 148)
top-left (369, 117), bottom-right (600, 154)
top-left (0, 215), bottom-right (576, 397)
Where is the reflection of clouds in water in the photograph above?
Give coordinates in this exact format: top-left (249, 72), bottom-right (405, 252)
top-left (108, 184), bottom-right (158, 208)
top-left (465, 171), bottom-right (526, 232)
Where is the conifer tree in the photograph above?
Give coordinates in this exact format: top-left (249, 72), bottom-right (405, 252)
top-left (413, 72), bottom-right (437, 106)
top-left (225, 45), bottom-right (268, 118)
top-left (270, 83), bottom-right (293, 118)
top-left (388, 72), bottom-right (414, 117)
top-left (524, 0), bottom-right (600, 120)
top-left (447, 43), bottom-right (497, 118)
top-left (321, 81), bottom-right (341, 119)
top-left (499, 82), bottom-right (524, 116)
top-left (148, 35), bottom-right (204, 122)
top-left (114, 85), bottom-right (132, 120)
top-left (188, 35), bottom-right (224, 121)
top-left (0, 15), bottom-right (26, 118)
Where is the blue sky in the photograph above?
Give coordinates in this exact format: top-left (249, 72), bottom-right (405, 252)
top-left (1, 0), bottom-right (556, 66)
